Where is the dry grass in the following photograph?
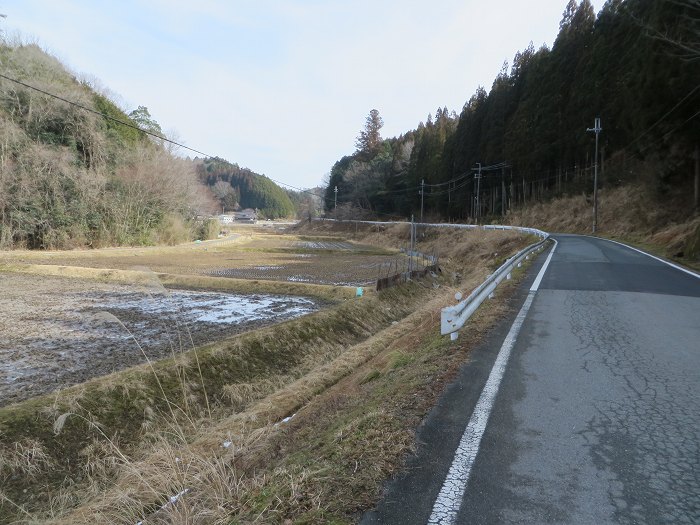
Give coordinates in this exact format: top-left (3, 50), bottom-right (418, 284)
top-left (0, 225), bottom-right (534, 524)
top-left (40, 282), bottom-right (483, 524)
top-left (295, 221), bottom-right (532, 280)
top-left (505, 184), bottom-right (700, 267)
top-left (0, 262), bottom-right (357, 301)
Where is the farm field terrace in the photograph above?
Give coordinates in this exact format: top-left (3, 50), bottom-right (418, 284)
top-left (0, 227), bottom-right (403, 286)
top-left (0, 223), bottom-right (535, 524)
top-left (0, 227), bottom-right (405, 405)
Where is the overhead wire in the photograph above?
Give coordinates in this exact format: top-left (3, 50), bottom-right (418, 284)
top-left (0, 72), bottom-right (332, 204)
top-left (5, 68), bottom-right (695, 220)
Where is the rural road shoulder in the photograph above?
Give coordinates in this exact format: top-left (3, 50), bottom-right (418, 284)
top-left (362, 234), bottom-right (700, 524)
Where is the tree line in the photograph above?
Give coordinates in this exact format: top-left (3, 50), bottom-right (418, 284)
top-left (197, 158), bottom-right (296, 219)
top-left (325, 0), bottom-right (699, 222)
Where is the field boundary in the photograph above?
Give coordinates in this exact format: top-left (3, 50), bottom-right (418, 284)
top-left (0, 262), bottom-right (357, 301)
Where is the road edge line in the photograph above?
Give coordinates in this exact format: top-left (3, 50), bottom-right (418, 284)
top-left (591, 236), bottom-right (700, 279)
top-left (530, 239), bottom-right (558, 292)
top-left (427, 241), bottom-right (556, 524)
top-left (427, 290), bottom-right (535, 524)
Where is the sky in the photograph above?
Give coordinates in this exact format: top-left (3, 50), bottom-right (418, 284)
top-left (3, 1), bottom-right (603, 190)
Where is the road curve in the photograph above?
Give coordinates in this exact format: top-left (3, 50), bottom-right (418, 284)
top-left (362, 234), bottom-right (700, 524)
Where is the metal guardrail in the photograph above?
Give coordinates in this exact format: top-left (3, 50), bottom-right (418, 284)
top-left (440, 234), bottom-right (548, 336)
top-left (313, 218), bottom-right (550, 336)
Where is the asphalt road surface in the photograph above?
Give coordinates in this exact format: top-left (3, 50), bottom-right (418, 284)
top-left (362, 234), bottom-right (700, 524)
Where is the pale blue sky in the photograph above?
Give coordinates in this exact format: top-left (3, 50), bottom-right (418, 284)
top-left (3, 1), bottom-right (602, 189)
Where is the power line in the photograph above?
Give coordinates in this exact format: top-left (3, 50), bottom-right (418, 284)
top-left (621, 84), bottom-right (700, 152)
top-left (0, 72), bottom-right (208, 156)
top-left (0, 72), bottom-right (330, 203)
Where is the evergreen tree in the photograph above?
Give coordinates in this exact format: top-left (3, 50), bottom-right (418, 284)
top-left (128, 106), bottom-right (164, 137)
top-left (355, 109), bottom-right (384, 156)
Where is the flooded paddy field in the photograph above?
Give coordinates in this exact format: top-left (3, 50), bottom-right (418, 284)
top-left (0, 272), bottom-right (318, 406)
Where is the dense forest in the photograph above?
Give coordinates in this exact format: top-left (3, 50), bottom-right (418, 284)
top-left (325, 0), bottom-right (699, 223)
top-left (0, 39), bottom-right (220, 249)
top-left (197, 158), bottom-right (296, 219)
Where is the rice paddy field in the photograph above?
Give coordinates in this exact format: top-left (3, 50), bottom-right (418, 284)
top-left (0, 225), bottom-right (407, 406)
top-left (0, 221), bottom-right (534, 525)
top-left (0, 228), bottom-right (403, 286)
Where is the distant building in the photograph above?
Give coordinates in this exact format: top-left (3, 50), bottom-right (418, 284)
top-left (233, 208), bottom-right (258, 223)
top-left (218, 214), bottom-right (235, 224)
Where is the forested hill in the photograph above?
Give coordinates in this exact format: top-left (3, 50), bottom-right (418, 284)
top-left (0, 40), bottom-right (218, 249)
top-left (326, 0), bottom-right (699, 223)
top-left (198, 158), bottom-right (296, 219)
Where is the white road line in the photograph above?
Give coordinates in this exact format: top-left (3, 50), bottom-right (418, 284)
top-left (427, 291), bottom-right (537, 525)
top-left (597, 237), bottom-right (700, 279)
top-left (428, 243), bottom-right (556, 525)
top-left (530, 239), bottom-right (558, 292)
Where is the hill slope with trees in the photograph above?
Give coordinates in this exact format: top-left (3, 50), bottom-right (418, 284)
top-left (0, 39), bottom-right (220, 249)
top-left (197, 158), bottom-right (296, 219)
top-left (325, 0), bottom-right (698, 231)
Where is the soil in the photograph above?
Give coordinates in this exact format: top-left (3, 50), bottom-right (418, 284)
top-left (0, 232), bottom-right (413, 407)
top-left (0, 272), bottom-right (318, 407)
top-left (0, 235), bottom-right (403, 285)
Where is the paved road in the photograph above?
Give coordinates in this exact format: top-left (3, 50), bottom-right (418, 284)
top-left (363, 234), bottom-right (700, 524)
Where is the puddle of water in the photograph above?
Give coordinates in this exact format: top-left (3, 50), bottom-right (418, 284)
top-left (296, 241), bottom-right (353, 250)
top-left (96, 289), bottom-right (317, 325)
top-left (1, 286), bottom-right (319, 406)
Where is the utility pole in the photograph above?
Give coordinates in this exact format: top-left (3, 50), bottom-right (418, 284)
top-left (334, 185), bottom-right (338, 211)
top-left (472, 163), bottom-right (482, 223)
top-left (409, 214), bottom-right (415, 273)
top-left (420, 179), bottom-right (425, 222)
top-left (586, 118), bottom-right (602, 234)
top-left (501, 165), bottom-right (506, 216)
top-left (695, 144), bottom-right (699, 211)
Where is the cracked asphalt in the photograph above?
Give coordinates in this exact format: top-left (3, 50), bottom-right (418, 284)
top-left (363, 234), bottom-right (700, 524)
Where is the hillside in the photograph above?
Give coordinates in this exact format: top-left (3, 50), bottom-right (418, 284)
top-left (198, 157), bottom-right (296, 219)
top-left (0, 40), bottom-right (219, 249)
top-left (325, 0), bottom-right (698, 238)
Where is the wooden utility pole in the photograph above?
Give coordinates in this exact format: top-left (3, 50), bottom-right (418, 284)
top-left (587, 118), bottom-right (602, 234)
top-left (501, 166), bottom-right (506, 216)
top-left (695, 145), bottom-right (699, 211)
top-left (474, 163), bottom-right (482, 223)
top-left (420, 179), bottom-right (425, 222)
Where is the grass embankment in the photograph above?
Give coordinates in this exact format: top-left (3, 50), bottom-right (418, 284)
top-left (0, 284), bottom-right (428, 523)
top-left (505, 184), bottom-right (700, 270)
top-left (0, 226), bottom-right (532, 523)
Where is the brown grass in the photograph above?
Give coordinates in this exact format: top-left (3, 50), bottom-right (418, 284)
top-left (0, 262), bottom-right (357, 301)
top-left (0, 225), bottom-right (534, 524)
top-left (44, 271), bottom-right (525, 524)
top-left (505, 184), bottom-right (700, 268)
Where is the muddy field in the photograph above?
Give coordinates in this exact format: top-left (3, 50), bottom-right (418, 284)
top-left (0, 234), bottom-right (402, 285)
top-left (0, 230), bottom-right (417, 406)
top-left (0, 272), bottom-right (318, 406)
